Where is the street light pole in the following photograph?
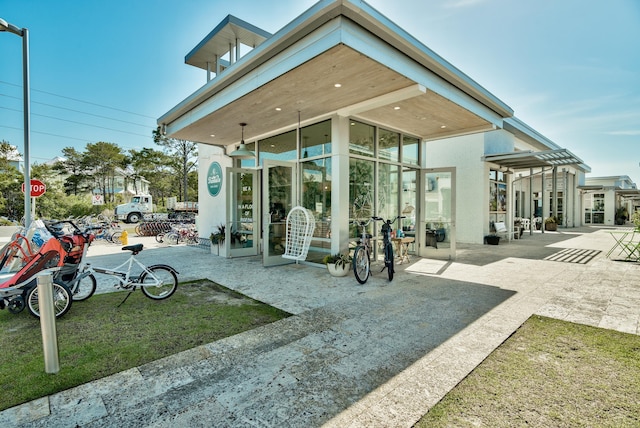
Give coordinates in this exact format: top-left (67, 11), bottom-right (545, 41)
top-left (0, 18), bottom-right (31, 227)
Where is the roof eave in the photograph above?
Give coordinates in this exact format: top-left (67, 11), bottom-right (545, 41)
top-left (159, 0), bottom-right (514, 127)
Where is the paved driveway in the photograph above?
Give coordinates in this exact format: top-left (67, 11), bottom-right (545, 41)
top-left (2, 227), bottom-right (638, 427)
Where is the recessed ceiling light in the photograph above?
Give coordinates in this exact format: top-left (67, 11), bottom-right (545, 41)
top-left (334, 83), bottom-right (342, 88)
top-left (440, 125), bottom-right (447, 129)
top-left (394, 106), bottom-right (400, 110)
top-left (210, 134), bottom-right (215, 137)
top-left (275, 107), bottom-right (282, 111)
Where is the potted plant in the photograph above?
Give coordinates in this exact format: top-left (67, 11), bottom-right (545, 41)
top-left (484, 234), bottom-right (500, 245)
top-left (615, 206), bottom-right (628, 225)
top-left (544, 216), bottom-right (557, 231)
top-left (323, 253), bottom-right (352, 277)
top-left (210, 224), bottom-right (225, 255)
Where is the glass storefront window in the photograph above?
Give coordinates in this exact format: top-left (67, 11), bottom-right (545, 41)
top-left (489, 168), bottom-right (507, 225)
top-left (302, 158), bottom-right (332, 251)
top-left (402, 135), bottom-right (419, 165)
top-left (350, 158), bottom-right (375, 237)
top-left (258, 130), bottom-right (297, 166)
top-left (378, 163), bottom-right (399, 222)
top-left (401, 169), bottom-right (417, 232)
top-left (302, 158), bottom-right (331, 221)
top-left (349, 121), bottom-right (375, 157)
top-left (301, 120), bottom-right (331, 158)
top-left (379, 128), bottom-right (399, 162)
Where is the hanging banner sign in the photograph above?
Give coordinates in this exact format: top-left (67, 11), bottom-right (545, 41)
top-left (207, 162), bottom-right (223, 197)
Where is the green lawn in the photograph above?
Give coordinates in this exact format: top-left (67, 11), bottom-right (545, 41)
top-left (416, 315), bottom-right (640, 427)
top-left (0, 279), bottom-right (290, 411)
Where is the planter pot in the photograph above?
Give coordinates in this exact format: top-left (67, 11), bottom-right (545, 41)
top-left (327, 263), bottom-right (350, 277)
top-left (210, 244), bottom-right (219, 256)
top-left (484, 235), bottom-right (500, 245)
top-left (545, 223), bottom-right (557, 231)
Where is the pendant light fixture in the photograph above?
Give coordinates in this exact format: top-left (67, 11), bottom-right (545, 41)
top-left (229, 122), bottom-right (255, 159)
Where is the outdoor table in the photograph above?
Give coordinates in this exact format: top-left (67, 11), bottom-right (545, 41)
top-left (392, 237), bottom-right (415, 264)
top-left (606, 230), bottom-right (640, 260)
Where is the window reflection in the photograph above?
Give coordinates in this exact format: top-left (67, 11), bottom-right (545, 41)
top-left (301, 120), bottom-right (331, 158)
top-left (258, 130), bottom-right (297, 166)
top-left (349, 121), bottom-right (375, 157)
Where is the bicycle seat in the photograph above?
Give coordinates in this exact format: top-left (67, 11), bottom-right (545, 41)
top-left (122, 244), bottom-right (143, 254)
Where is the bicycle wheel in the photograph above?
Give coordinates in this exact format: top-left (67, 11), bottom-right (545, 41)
top-left (385, 243), bottom-right (394, 281)
top-left (353, 246), bottom-right (370, 284)
top-left (165, 232), bottom-right (179, 245)
top-left (155, 232), bottom-right (165, 243)
top-left (110, 231), bottom-right (123, 244)
top-left (140, 266), bottom-right (178, 300)
top-left (26, 280), bottom-right (73, 318)
top-left (72, 273), bottom-right (97, 301)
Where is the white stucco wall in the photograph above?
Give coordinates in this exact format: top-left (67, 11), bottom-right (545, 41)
top-left (197, 143), bottom-right (231, 240)
top-left (425, 132), bottom-right (487, 243)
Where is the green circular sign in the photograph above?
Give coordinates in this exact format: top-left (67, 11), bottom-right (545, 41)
top-left (207, 162), bottom-right (223, 197)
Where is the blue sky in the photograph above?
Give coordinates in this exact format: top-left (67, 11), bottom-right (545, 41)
top-left (1, 0), bottom-right (639, 182)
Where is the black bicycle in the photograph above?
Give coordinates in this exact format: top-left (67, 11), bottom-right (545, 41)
top-left (375, 215), bottom-right (404, 281)
top-left (353, 216), bottom-right (403, 284)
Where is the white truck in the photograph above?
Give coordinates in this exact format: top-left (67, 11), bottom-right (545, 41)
top-left (115, 195), bottom-right (198, 223)
top-left (115, 195), bottom-right (153, 223)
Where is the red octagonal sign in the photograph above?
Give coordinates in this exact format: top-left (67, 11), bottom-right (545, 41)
top-left (21, 179), bottom-right (47, 197)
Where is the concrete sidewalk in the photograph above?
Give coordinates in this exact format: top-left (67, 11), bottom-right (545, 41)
top-left (1, 227), bottom-right (639, 427)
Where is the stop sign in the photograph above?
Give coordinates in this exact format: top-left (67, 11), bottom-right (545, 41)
top-left (21, 179), bottom-right (47, 197)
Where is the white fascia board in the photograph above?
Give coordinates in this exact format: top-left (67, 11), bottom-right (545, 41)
top-left (160, 0), bottom-right (342, 127)
top-left (164, 20), bottom-right (344, 137)
top-left (341, 0), bottom-right (513, 118)
top-left (338, 19), bottom-right (505, 128)
top-left (504, 117), bottom-right (561, 150)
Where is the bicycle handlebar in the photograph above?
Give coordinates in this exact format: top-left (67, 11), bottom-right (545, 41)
top-left (371, 215), bottom-right (405, 224)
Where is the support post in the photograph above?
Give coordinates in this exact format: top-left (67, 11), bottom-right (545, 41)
top-left (37, 272), bottom-right (59, 374)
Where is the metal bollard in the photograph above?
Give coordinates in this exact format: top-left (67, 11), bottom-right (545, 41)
top-left (37, 272), bottom-right (59, 374)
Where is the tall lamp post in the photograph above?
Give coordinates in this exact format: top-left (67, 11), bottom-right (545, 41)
top-left (0, 17), bottom-right (31, 227)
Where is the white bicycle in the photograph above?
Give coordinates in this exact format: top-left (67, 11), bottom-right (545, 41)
top-left (61, 242), bottom-right (178, 305)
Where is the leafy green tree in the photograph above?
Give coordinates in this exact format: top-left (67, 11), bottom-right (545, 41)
top-left (0, 141), bottom-right (25, 219)
top-left (54, 147), bottom-right (90, 196)
top-left (82, 142), bottom-right (125, 203)
top-left (128, 147), bottom-right (173, 207)
top-left (30, 163), bottom-right (67, 219)
top-left (153, 127), bottom-right (198, 202)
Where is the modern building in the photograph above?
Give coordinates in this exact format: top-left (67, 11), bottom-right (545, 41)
top-left (579, 176), bottom-right (640, 226)
top-left (158, 0), bottom-right (590, 266)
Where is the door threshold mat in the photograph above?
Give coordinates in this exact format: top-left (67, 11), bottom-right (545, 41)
top-left (544, 248), bottom-right (601, 264)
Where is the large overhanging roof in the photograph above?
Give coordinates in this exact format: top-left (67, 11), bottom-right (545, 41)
top-left (159, 0), bottom-right (514, 148)
top-left (482, 149), bottom-right (588, 171)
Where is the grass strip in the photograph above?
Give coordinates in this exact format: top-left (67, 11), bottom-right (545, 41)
top-left (416, 315), bottom-right (640, 427)
top-left (0, 279), bottom-right (290, 411)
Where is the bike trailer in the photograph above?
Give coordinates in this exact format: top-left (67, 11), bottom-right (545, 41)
top-left (0, 236), bottom-right (66, 289)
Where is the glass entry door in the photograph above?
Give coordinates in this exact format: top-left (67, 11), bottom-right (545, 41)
top-left (225, 168), bottom-right (258, 258)
top-left (419, 168), bottom-right (456, 260)
top-left (263, 160), bottom-right (297, 267)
